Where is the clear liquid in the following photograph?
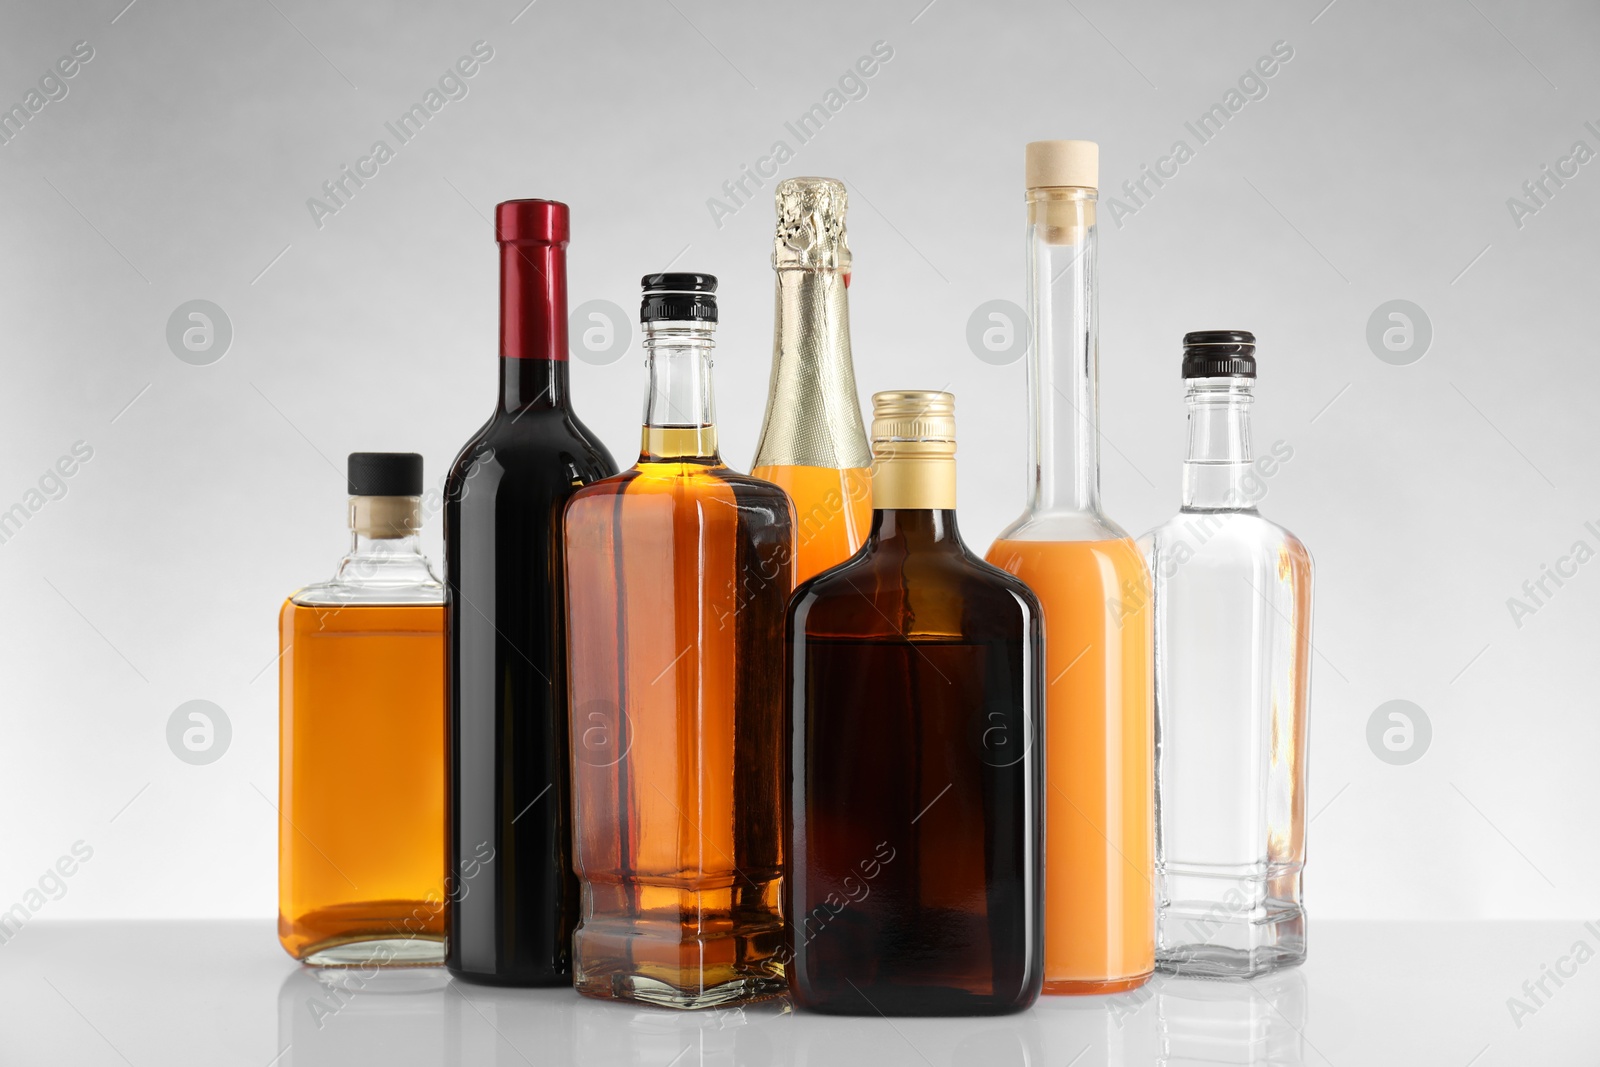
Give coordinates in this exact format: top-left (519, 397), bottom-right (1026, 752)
top-left (1142, 509), bottom-right (1312, 978)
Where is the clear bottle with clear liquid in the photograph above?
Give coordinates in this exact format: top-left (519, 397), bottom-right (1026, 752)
top-left (1138, 331), bottom-right (1313, 979)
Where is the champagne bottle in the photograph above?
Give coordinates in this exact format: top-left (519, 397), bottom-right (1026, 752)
top-left (751, 177), bottom-right (873, 584)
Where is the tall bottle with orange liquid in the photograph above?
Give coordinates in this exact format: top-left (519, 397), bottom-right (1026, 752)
top-left (985, 140), bottom-right (1156, 994)
top-left (278, 452), bottom-right (446, 966)
top-left (751, 176), bottom-right (872, 584)
top-left (564, 273), bottom-right (794, 1008)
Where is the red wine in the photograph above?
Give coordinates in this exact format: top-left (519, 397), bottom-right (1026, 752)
top-left (445, 199), bottom-right (617, 985)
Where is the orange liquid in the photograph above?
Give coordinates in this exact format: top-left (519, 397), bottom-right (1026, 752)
top-left (564, 441), bottom-right (792, 1006)
top-left (985, 538), bottom-right (1154, 993)
top-left (278, 600), bottom-right (446, 963)
top-left (751, 464), bottom-right (872, 584)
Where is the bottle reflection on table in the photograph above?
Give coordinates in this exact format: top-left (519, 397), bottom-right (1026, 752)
top-left (276, 966), bottom-right (451, 1065)
top-left (1156, 970), bottom-right (1308, 1066)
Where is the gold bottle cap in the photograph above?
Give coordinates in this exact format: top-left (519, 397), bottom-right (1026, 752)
top-left (774, 177), bottom-right (851, 272)
top-left (870, 391), bottom-right (956, 509)
top-left (871, 390), bottom-right (956, 451)
top-left (1025, 139), bottom-right (1098, 191)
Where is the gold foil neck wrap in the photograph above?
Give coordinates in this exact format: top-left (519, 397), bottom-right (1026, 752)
top-left (870, 391), bottom-right (956, 510)
top-left (752, 178), bottom-right (871, 471)
top-left (773, 177), bottom-right (851, 272)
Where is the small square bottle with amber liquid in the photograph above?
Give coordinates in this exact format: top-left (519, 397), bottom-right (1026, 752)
top-left (278, 453), bottom-right (447, 967)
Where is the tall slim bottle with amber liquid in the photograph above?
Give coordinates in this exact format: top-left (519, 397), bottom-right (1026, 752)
top-left (751, 177), bottom-right (873, 584)
top-left (985, 140), bottom-right (1156, 994)
top-left (279, 452), bottom-right (445, 966)
top-left (564, 273), bottom-right (795, 1009)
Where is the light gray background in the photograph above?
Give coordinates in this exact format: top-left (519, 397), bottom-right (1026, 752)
top-left (1, 0), bottom-right (1595, 949)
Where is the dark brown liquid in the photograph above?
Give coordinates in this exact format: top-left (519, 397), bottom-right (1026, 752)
top-left (785, 509), bottom-right (1045, 1015)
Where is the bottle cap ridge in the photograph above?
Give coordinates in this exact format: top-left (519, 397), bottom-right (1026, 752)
top-left (871, 390), bottom-right (956, 452)
top-left (1025, 140), bottom-right (1098, 191)
top-left (641, 272), bottom-right (719, 323)
top-left (1182, 330), bottom-right (1257, 379)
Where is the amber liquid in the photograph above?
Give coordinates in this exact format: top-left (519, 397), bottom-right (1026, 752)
top-left (278, 601), bottom-right (446, 964)
top-left (985, 538), bottom-right (1155, 993)
top-left (564, 428), bottom-right (793, 1008)
top-left (750, 464), bottom-right (871, 584)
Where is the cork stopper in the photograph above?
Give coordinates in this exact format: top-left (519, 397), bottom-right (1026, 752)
top-left (1025, 140), bottom-right (1098, 191)
top-left (774, 177), bottom-right (850, 272)
top-left (349, 496), bottom-right (422, 539)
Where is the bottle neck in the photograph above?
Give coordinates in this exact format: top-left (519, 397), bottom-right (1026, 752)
top-left (752, 267), bottom-right (872, 470)
top-left (498, 238), bottom-right (570, 412)
top-left (871, 445), bottom-right (955, 511)
top-left (640, 320), bottom-right (719, 462)
top-left (1025, 187), bottom-right (1101, 516)
top-left (333, 500), bottom-right (436, 589)
top-left (866, 507), bottom-right (964, 552)
top-left (499, 357), bottom-right (568, 413)
top-left (1182, 378), bottom-right (1256, 511)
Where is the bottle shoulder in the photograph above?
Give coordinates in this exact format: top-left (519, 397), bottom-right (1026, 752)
top-left (448, 409), bottom-right (618, 486)
top-left (565, 465), bottom-right (795, 543)
top-left (291, 579), bottom-right (445, 606)
top-left (569, 462), bottom-right (792, 504)
top-left (994, 509), bottom-right (1134, 545)
top-left (793, 542), bottom-right (1040, 626)
top-left (1143, 509), bottom-right (1312, 569)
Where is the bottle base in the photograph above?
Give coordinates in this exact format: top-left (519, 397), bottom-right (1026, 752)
top-left (1157, 903), bottom-right (1306, 979)
top-left (793, 982), bottom-right (1038, 1017)
top-left (572, 905), bottom-right (786, 1009)
top-left (445, 964), bottom-right (574, 988)
top-left (1042, 971), bottom-right (1154, 996)
top-left (1157, 944), bottom-right (1305, 980)
top-left (575, 971), bottom-right (787, 1010)
top-left (301, 936), bottom-right (445, 968)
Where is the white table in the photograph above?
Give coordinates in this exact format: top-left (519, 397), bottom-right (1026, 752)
top-left (3, 921), bottom-right (1592, 1065)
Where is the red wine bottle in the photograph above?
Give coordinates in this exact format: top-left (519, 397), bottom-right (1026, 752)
top-left (445, 199), bottom-right (617, 985)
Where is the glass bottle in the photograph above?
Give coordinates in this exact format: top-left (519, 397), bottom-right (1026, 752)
top-left (984, 140), bottom-right (1156, 994)
top-left (564, 273), bottom-right (794, 1009)
top-left (750, 176), bottom-right (873, 584)
top-left (278, 452), bottom-right (446, 966)
top-left (1140, 331), bottom-right (1312, 978)
top-left (444, 199), bottom-right (618, 985)
top-left (786, 390), bottom-right (1045, 1016)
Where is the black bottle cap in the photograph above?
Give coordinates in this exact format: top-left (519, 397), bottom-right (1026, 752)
top-left (641, 272), bottom-right (718, 324)
top-left (1182, 330), bottom-right (1256, 378)
top-left (347, 452), bottom-right (423, 496)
